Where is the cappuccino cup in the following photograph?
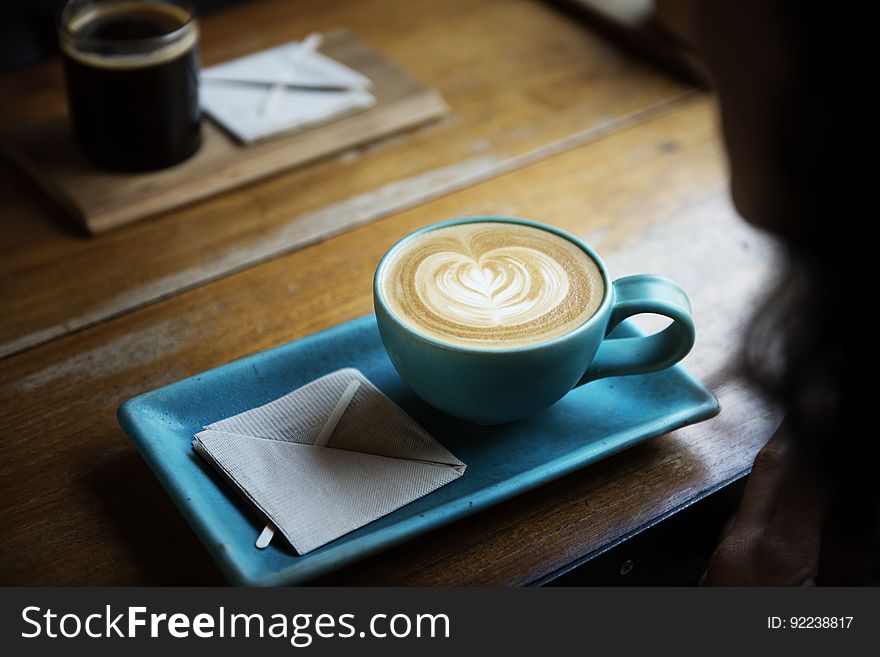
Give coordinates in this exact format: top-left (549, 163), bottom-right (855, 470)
top-left (373, 217), bottom-right (695, 424)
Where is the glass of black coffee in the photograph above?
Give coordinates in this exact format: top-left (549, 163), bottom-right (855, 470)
top-left (58, 0), bottom-right (202, 172)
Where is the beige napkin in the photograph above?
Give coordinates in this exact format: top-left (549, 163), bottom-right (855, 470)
top-left (192, 368), bottom-right (466, 554)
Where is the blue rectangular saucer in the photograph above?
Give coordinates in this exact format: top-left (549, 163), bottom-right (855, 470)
top-left (118, 314), bottom-right (719, 586)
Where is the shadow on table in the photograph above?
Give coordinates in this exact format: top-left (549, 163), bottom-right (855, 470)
top-left (88, 446), bottom-right (227, 585)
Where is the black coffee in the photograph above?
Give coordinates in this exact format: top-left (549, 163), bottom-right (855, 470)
top-left (60, 1), bottom-right (201, 171)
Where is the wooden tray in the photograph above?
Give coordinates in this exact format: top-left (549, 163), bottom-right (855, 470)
top-left (4, 29), bottom-right (448, 234)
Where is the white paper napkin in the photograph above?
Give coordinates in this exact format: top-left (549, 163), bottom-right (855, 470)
top-left (192, 368), bottom-right (466, 554)
top-left (200, 36), bottom-right (376, 143)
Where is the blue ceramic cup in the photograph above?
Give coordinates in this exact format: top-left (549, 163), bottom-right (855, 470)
top-left (374, 217), bottom-right (695, 424)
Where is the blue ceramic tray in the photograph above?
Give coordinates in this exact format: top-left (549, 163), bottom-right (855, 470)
top-left (118, 314), bottom-right (718, 586)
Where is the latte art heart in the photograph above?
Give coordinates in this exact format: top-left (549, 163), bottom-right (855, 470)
top-left (380, 222), bottom-right (604, 348)
top-left (419, 249), bottom-right (570, 328)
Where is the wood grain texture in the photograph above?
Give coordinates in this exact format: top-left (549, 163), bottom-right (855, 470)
top-left (4, 29), bottom-right (449, 233)
top-left (0, 0), bottom-right (693, 359)
top-left (556, 0), bottom-right (711, 85)
top-left (0, 100), bottom-right (782, 585)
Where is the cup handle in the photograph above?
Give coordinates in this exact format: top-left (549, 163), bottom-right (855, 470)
top-left (577, 274), bottom-right (695, 386)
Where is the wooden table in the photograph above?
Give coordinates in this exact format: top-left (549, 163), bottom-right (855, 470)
top-left (0, 0), bottom-right (781, 586)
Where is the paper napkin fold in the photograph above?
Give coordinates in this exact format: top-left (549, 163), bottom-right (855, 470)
top-left (200, 37), bottom-right (376, 143)
top-left (192, 368), bottom-right (465, 554)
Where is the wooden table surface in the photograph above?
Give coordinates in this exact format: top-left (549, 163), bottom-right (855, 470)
top-left (0, 0), bottom-right (781, 586)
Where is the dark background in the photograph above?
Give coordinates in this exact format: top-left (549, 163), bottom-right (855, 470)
top-left (0, 0), bottom-right (250, 70)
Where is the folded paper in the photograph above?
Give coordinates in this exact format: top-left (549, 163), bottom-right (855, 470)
top-left (192, 368), bottom-right (466, 554)
top-left (200, 37), bottom-right (376, 143)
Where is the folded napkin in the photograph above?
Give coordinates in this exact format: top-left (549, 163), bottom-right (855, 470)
top-left (200, 35), bottom-right (376, 143)
top-left (192, 368), bottom-right (466, 554)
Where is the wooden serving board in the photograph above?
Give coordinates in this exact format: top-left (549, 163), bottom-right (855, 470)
top-left (4, 29), bottom-right (448, 234)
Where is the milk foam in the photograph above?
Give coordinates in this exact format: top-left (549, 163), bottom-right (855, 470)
top-left (380, 222), bottom-right (604, 348)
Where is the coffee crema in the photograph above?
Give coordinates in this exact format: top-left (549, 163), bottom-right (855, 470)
top-left (380, 222), bottom-right (604, 348)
